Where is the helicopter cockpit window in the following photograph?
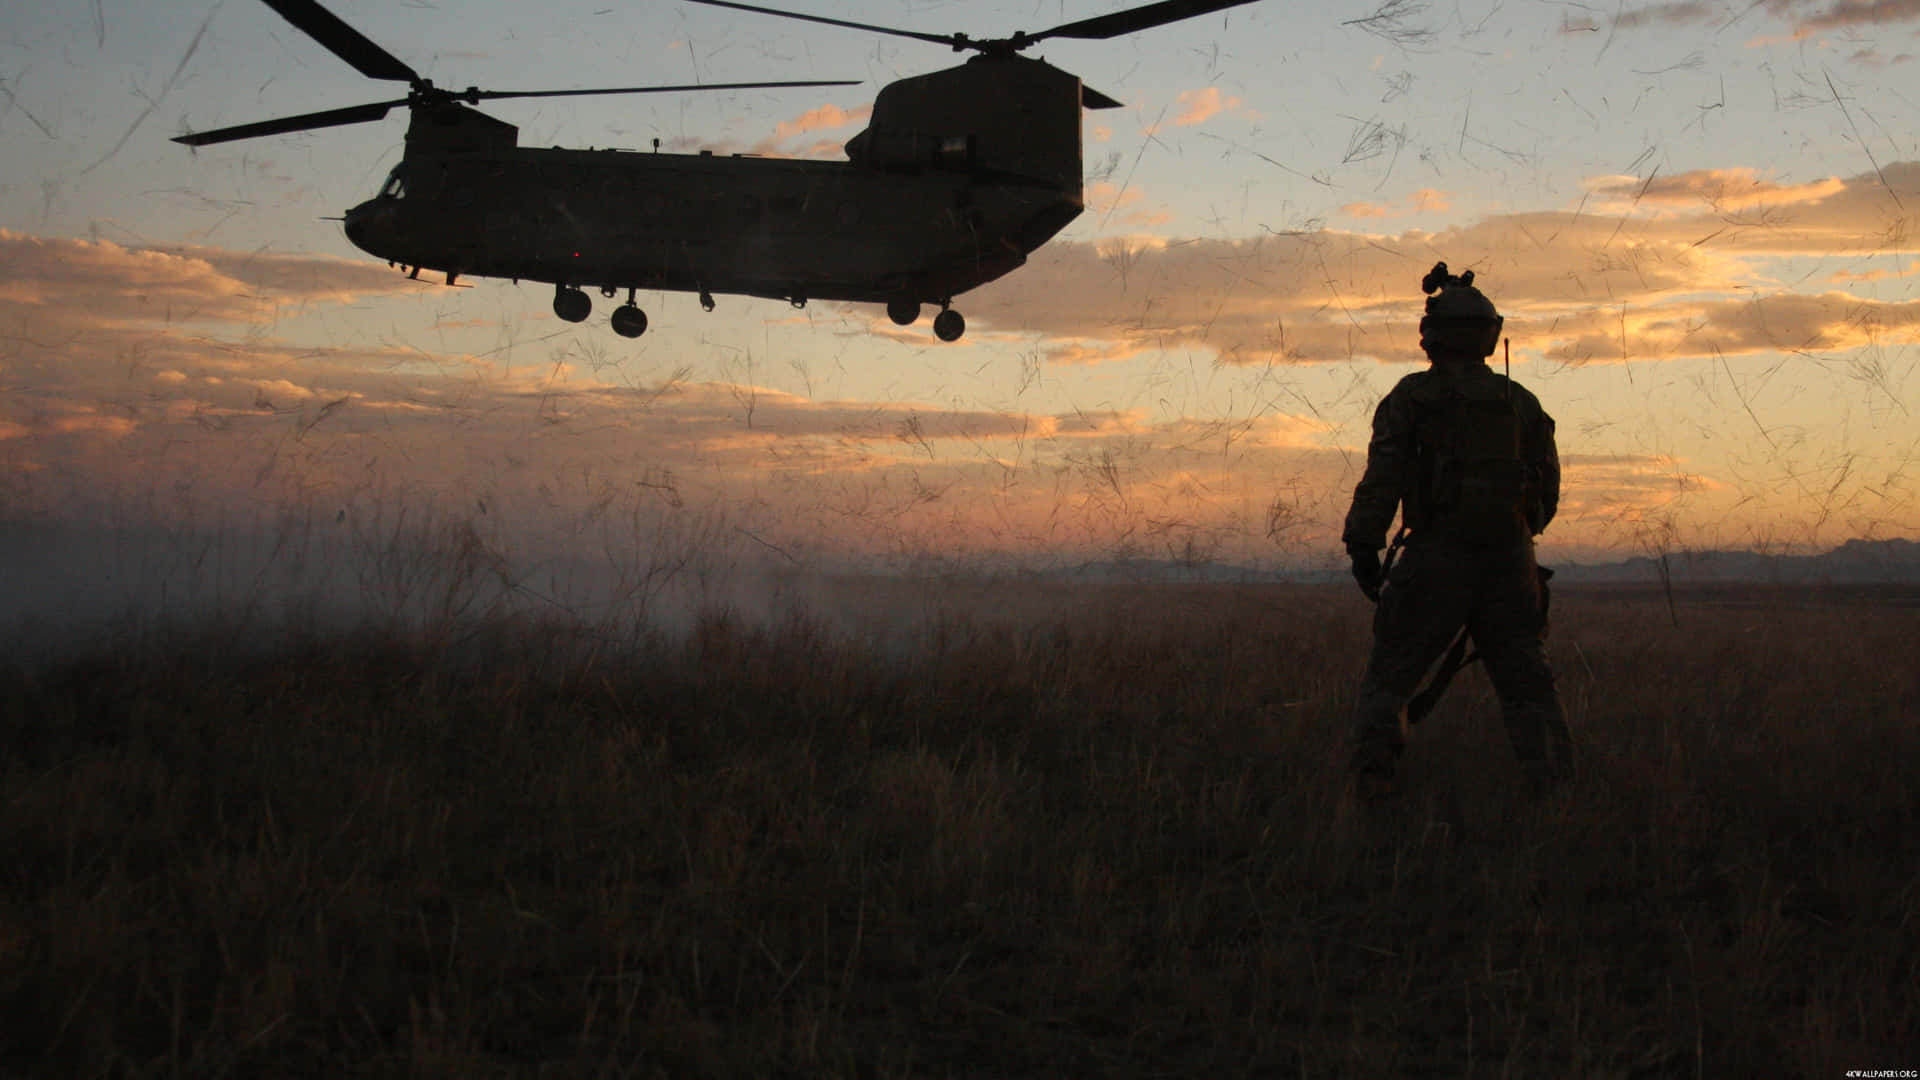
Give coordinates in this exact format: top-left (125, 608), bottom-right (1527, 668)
top-left (379, 167), bottom-right (408, 201)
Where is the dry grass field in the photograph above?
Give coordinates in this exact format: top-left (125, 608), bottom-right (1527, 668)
top-left (4, 575), bottom-right (1917, 1077)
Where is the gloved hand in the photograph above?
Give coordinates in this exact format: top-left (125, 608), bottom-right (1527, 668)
top-left (1348, 544), bottom-right (1383, 601)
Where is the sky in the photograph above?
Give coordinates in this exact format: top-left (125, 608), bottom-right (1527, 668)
top-left (3, 0), bottom-right (1918, 584)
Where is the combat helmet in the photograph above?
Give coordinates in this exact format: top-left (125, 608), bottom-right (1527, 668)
top-left (1419, 262), bottom-right (1503, 359)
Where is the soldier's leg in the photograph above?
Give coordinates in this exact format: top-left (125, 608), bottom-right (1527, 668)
top-left (1350, 553), bottom-right (1472, 781)
top-left (1469, 564), bottom-right (1574, 782)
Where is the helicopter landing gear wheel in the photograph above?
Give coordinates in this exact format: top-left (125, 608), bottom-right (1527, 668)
top-left (611, 304), bottom-right (648, 338)
top-left (610, 287), bottom-right (647, 338)
top-left (887, 299), bottom-right (920, 326)
top-left (553, 286), bottom-right (591, 323)
top-left (933, 308), bottom-right (965, 343)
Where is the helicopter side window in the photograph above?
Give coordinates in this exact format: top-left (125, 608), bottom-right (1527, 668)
top-left (933, 136), bottom-right (972, 169)
top-left (380, 167), bottom-right (408, 201)
top-left (850, 132), bottom-right (974, 173)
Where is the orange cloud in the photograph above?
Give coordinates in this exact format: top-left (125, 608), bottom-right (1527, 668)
top-left (1584, 167), bottom-right (1847, 214)
top-left (1830, 259), bottom-right (1920, 283)
top-left (1042, 340), bottom-right (1158, 365)
top-left (1801, 0), bottom-right (1920, 30)
top-left (1340, 201), bottom-right (1398, 219)
top-left (1340, 188), bottom-right (1452, 219)
top-left (46, 414), bottom-right (139, 438)
top-left (1085, 181), bottom-right (1145, 215)
top-left (769, 103), bottom-right (872, 140)
top-left (750, 103), bottom-right (872, 156)
top-left (1542, 291), bottom-right (1920, 365)
top-left (1612, 0), bottom-right (1725, 29)
top-left (1174, 87), bottom-right (1242, 126)
top-left (1556, 454), bottom-right (1718, 523)
top-left (0, 229), bottom-right (421, 329)
top-left (961, 160), bottom-right (1920, 367)
top-left (1081, 183), bottom-right (1171, 229)
top-left (1613, 0), bottom-right (1920, 33)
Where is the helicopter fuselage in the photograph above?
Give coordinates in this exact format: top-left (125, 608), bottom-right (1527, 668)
top-left (339, 55), bottom-right (1089, 338)
top-left (344, 140), bottom-right (1081, 307)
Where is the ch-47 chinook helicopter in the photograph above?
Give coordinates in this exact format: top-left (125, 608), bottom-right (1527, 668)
top-left (176, 0), bottom-right (1262, 342)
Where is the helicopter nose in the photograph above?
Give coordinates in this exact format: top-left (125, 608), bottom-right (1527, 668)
top-left (343, 199), bottom-right (398, 257)
top-left (343, 202), bottom-right (375, 252)
top-left (343, 204), bottom-right (368, 249)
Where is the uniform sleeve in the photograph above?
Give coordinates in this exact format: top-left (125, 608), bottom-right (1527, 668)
top-left (1533, 407), bottom-right (1560, 534)
top-left (1341, 387), bottom-right (1412, 551)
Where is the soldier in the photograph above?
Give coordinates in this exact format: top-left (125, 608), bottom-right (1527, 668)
top-left (1342, 262), bottom-right (1573, 799)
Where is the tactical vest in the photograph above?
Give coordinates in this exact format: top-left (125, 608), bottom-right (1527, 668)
top-left (1406, 379), bottom-right (1532, 538)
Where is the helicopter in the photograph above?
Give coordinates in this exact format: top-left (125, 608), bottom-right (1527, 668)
top-left (176, 0), bottom-right (1263, 342)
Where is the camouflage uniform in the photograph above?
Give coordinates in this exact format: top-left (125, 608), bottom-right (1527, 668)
top-left (1342, 358), bottom-right (1574, 786)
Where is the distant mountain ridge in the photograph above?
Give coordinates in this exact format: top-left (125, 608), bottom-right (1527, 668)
top-left (1552, 538), bottom-right (1920, 585)
top-left (1010, 538), bottom-right (1920, 586)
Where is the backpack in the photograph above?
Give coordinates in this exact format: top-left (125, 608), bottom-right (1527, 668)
top-left (1407, 378), bottom-right (1531, 536)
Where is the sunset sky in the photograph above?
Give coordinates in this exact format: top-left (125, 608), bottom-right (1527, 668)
top-left (3, 0), bottom-right (1917, 579)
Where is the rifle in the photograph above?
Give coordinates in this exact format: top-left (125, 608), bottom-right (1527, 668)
top-left (1378, 523), bottom-right (1410, 583)
top-left (1401, 563), bottom-right (1554, 727)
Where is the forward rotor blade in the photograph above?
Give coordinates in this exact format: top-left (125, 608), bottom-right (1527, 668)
top-left (681, 0), bottom-right (961, 49)
top-left (471, 79), bottom-right (860, 103)
top-left (172, 99), bottom-right (403, 146)
top-left (1035, 0), bottom-right (1261, 42)
top-left (258, 0), bottom-right (420, 83)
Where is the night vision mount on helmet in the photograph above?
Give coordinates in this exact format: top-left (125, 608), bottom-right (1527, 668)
top-left (1418, 261), bottom-right (1504, 359)
top-left (173, 0), bottom-right (1266, 343)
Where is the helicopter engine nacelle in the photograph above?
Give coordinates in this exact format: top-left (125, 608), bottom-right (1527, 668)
top-left (848, 55), bottom-right (1083, 194)
top-left (405, 101), bottom-right (518, 154)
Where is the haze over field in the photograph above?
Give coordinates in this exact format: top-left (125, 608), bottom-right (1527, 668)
top-left (4, 0), bottom-right (1918, 590)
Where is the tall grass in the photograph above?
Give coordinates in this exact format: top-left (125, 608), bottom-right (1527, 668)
top-left (3, 563), bottom-right (1917, 1076)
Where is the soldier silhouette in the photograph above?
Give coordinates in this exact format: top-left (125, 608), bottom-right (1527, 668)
top-left (1342, 262), bottom-right (1574, 799)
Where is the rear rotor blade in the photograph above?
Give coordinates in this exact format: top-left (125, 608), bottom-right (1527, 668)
top-left (681, 0), bottom-right (961, 49)
top-left (1034, 0), bottom-right (1261, 42)
top-left (258, 0), bottom-right (420, 83)
top-left (472, 79), bottom-right (860, 103)
top-left (172, 99), bottom-right (403, 146)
